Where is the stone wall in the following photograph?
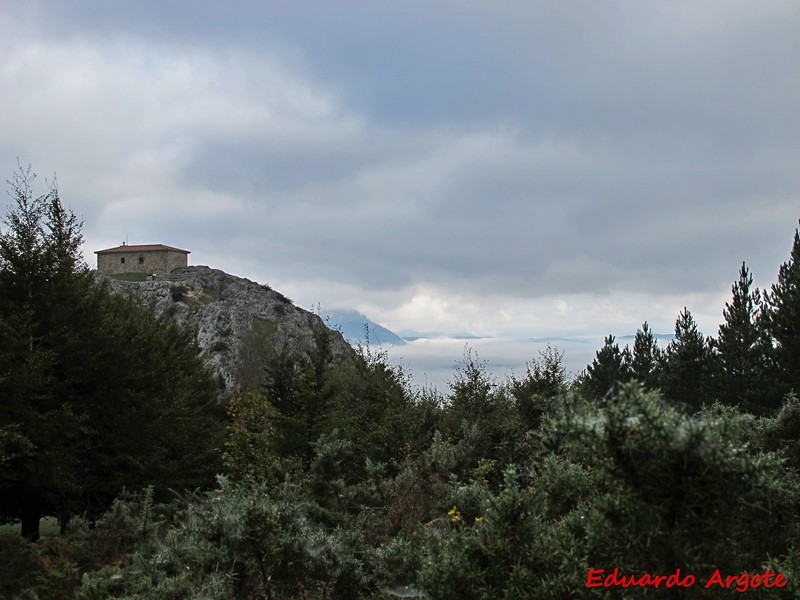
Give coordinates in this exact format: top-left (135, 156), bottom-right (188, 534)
top-left (97, 250), bottom-right (188, 275)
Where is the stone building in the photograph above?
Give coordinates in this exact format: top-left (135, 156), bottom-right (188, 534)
top-left (95, 243), bottom-right (190, 276)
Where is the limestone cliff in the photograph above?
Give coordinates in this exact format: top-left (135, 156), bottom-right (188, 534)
top-left (103, 266), bottom-right (355, 393)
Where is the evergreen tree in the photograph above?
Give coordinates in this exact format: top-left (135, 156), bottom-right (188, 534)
top-left (765, 223), bottom-right (800, 397)
top-left (446, 348), bottom-right (497, 426)
top-left (712, 262), bottom-right (775, 410)
top-left (0, 166), bottom-right (90, 538)
top-left (262, 326), bottom-right (343, 463)
top-left (584, 335), bottom-right (631, 399)
top-left (329, 343), bottom-right (419, 465)
top-left (0, 166), bottom-right (223, 540)
top-left (442, 347), bottom-right (515, 464)
top-left (509, 345), bottom-right (568, 429)
top-left (629, 321), bottom-right (663, 390)
top-left (660, 308), bottom-right (713, 409)
top-left (263, 345), bottom-right (310, 460)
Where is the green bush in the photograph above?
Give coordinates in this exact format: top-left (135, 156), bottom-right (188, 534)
top-left (80, 477), bottom-right (379, 600)
top-left (417, 385), bottom-right (800, 599)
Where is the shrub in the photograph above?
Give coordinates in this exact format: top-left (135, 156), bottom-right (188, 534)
top-left (80, 478), bottom-right (378, 600)
top-left (417, 385), bottom-right (800, 598)
top-left (169, 284), bottom-right (189, 302)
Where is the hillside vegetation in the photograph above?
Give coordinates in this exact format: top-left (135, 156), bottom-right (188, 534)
top-left (102, 265), bottom-right (356, 394)
top-left (3, 168), bottom-right (800, 599)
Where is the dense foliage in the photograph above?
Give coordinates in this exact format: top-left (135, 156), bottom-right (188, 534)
top-left (0, 167), bottom-right (224, 541)
top-left (3, 169), bottom-right (800, 598)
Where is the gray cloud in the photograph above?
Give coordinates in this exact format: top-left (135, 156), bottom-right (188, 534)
top-left (1, 1), bottom-right (799, 337)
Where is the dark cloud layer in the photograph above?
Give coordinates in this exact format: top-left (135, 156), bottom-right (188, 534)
top-left (1, 1), bottom-right (799, 335)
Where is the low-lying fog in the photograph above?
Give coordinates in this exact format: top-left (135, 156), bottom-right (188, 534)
top-left (378, 335), bottom-right (635, 394)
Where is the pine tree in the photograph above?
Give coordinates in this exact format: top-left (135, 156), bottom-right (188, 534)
top-left (629, 321), bottom-right (663, 390)
top-left (712, 262), bottom-right (775, 410)
top-left (660, 308), bottom-right (713, 409)
top-left (0, 166), bottom-right (89, 539)
top-left (262, 326), bottom-right (343, 463)
top-left (765, 223), bottom-right (800, 397)
top-left (585, 335), bottom-right (631, 399)
top-left (0, 166), bottom-right (222, 540)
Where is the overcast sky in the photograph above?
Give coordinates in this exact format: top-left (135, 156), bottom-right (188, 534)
top-left (2, 1), bottom-right (799, 341)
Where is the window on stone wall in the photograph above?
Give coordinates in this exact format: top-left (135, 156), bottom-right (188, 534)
top-left (120, 257), bottom-right (125, 264)
top-left (138, 256), bottom-right (144, 264)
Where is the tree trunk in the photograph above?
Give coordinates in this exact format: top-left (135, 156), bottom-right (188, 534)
top-left (21, 509), bottom-right (41, 542)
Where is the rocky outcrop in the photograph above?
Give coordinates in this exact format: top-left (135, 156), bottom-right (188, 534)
top-left (102, 266), bottom-right (355, 393)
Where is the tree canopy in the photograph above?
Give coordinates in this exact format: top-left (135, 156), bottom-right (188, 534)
top-left (659, 307), bottom-right (712, 408)
top-left (712, 262), bottom-right (776, 410)
top-left (0, 166), bottom-right (223, 540)
top-left (765, 224), bottom-right (800, 397)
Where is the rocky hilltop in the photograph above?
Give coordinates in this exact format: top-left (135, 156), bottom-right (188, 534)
top-left (103, 266), bottom-right (355, 393)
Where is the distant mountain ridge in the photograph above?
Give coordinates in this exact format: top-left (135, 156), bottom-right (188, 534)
top-left (617, 333), bottom-right (674, 342)
top-left (324, 309), bottom-right (406, 346)
top-left (399, 332), bottom-right (483, 341)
